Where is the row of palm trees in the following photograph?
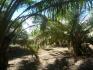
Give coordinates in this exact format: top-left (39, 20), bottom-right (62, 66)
top-left (31, 1), bottom-right (93, 56)
top-left (0, 0), bottom-right (93, 70)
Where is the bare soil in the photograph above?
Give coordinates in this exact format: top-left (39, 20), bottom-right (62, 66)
top-left (8, 47), bottom-right (93, 70)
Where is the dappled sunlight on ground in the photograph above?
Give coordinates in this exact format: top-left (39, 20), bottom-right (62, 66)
top-left (8, 55), bottom-right (37, 70)
top-left (38, 47), bottom-right (69, 70)
top-left (8, 47), bottom-right (93, 70)
top-left (8, 47), bottom-right (70, 70)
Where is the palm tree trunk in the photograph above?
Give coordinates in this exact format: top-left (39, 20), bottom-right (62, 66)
top-left (0, 37), bottom-right (10, 70)
top-left (71, 33), bottom-right (83, 56)
top-left (72, 41), bottom-right (82, 56)
top-left (0, 47), bottom-right (8, 70)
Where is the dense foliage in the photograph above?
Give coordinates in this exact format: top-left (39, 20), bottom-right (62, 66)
top-left (0, 0), bottom-right (93, 70)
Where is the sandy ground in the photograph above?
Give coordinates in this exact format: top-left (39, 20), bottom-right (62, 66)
top-left (38, 48), bottom-right (69, 69)
top-left (8, 47), bottom-right (85, 70)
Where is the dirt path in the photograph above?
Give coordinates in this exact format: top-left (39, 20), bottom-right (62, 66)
top-left (8, 47), bottom-right (84, 70)
top-left (38, 48), bottom-right (69, 70)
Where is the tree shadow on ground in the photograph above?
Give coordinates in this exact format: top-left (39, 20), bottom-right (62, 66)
top-left (78, 58), bottom-right (93, 70)
top-left (44, 48), bottom-right (53, 51)
top-left (8, 47), bottom-right (33, 60)
top-left (18, 59), bottom-right (39, 70)
top-left (46, 57), bottom-right (69, 70)
top-left (8, 46), bottom-right (40, 70)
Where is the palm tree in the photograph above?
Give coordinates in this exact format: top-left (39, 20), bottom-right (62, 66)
top-left (0, 0), bottom-right (49, 69)
top-left (32, 0), bottom-right (93, 56)
top-left (0, 0), bottom-right (92, 69)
